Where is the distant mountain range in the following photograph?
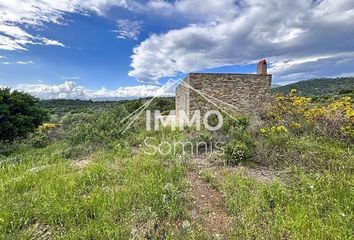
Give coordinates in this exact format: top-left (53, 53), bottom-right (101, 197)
top-left (273, 77), bottom-right (354, 97)
top-left (271, 84), bottom-right (282, 88)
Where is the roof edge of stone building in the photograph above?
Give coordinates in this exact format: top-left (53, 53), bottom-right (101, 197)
top-left (187, 72), bottom-right (272, 76)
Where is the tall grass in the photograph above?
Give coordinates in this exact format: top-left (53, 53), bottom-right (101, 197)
top-left (209, 91), bottom-right (354, 239)
top-left (223, 165), bottom-right (353, 239)
top-left (0, 94), bottom-right (353, 239)
top-left (0, 134), bottom-right (190, 238)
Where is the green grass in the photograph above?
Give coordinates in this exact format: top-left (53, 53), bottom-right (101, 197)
top-left (0, 131), bottom-right (191, 239)
top-left (1, 130), bottom-right (353, 239)
top-left (223, 169), bottom-right (353, 239)
top-left (1, 96), bottom-right (353, 239)
top-left (200, 169), bottom-right (220, 190)
top-left (256, 133), bottom-right (353, 171)
top-left (222, 134), bottom-right (354, 239)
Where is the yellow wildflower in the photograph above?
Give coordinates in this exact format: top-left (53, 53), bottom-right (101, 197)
top-left (346, 108), bottom-right (354, 121)
top-left (304, 107), bottom-right (326, 120)
top-left (38, 123), bottom-right (58, 133)
top-left (340, 126), bottom-right (354, 137)
top-left (276, 96), bottom-right (286, 102)
top-left (290, 89), bottom-right (297, 97)
top-left (291, 122), bottom-right (301, 128)
top-left (260, 128), bottom-right (267, 134)
top-left (277, 125), bottom-right (288, 132)
top-left (271, 125), bottom-right (288, 133)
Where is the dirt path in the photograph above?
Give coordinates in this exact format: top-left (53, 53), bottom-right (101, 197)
top-left (186, 155), bottom-right (232, 239)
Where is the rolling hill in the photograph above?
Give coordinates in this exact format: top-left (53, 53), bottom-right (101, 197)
top-left (273, 77), bottom-right (354, 97)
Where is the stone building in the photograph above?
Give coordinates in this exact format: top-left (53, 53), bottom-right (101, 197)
top-left (175, 59), bottom-right (272, 118)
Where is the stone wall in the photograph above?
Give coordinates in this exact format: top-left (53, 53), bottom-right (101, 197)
top-left (175, 75), bottom-right (190, 119)
top-left (176, 73), bottom-right (272, 117)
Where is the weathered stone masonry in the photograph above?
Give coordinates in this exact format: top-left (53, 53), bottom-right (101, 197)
top-left (176, 60), bottom-right (272, 118)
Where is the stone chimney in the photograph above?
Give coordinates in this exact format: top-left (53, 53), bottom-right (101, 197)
top-left (257, 59), bottom-right (267, 75)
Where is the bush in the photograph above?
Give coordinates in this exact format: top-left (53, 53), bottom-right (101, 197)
top-left (255, 130), bottom-right (353, 170)
top-left (63, 105), bottom-right (129, 155)
top-left (0, 141), bottom-right (27, 156)
top-left (267, 89), bottom-right (354, 142)
top-left (0, 88), bottom-right (49, 141)
top-left (224, 140), bottom-right (252, 166)
top-left (229, 127), bottom-right (255, 148)
top-left (27, 132), bottom-right (49, 149)
top-left (222, 115), bottom-right (250, 133)
top-left (254, 130), bottom-right (291, 167)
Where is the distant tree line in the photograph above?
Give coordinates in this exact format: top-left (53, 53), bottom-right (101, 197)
top-left (273, 77), bottom-right (354, 98)
top-left (39, 97), bottom-right (175, 118)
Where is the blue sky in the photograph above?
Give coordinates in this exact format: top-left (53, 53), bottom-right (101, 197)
top-left (0, 0), bottom-right (354, 99)
top-left (1, 13), bottom-right (140, 89)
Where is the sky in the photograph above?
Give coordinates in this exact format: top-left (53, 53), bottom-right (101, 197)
top-left (0, 0), bottom-right (354, 100)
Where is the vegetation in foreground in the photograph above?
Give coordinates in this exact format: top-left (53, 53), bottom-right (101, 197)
top-left (0, 86), bottom-right (353, 239)
top-left (220, 89), bottom-right (353, 239)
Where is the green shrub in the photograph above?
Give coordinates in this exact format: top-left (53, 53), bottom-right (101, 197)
top-left (224, 140), bottom-right (252, 166)
top-left (146, 97), bottom-right (175, 114)
top-left (230, 127), bottom-right (255, 148)
top-left (64, 105), bottom-right (129, 148)
top-left (186, 128), bottom-right (215, 154)
top-left (222, 115), bottom-right (250, 133)
top-left (27, 133), bottom-right (49, 149)
top-left (255, 132), bottom-right (352, 171)
top-left (198, 129), bottom-right (214, 142)
top-left (0, 141), bottom-right (28, 156)
top-left (0, 88), bottom-right (49, 142)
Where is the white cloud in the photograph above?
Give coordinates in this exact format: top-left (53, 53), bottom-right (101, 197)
top-left (0, 60), bottom-right (34, 64)
top-left (0, 0), bottom-right (141, 51)
top-left (16, 61), bottom-right (34, 64)
top-left (42, 38), bottom-right (66, 47)
top-left (269, 52), bottom-right (354, 82)
top-left (146, 0), bottom-right (238, 22)
top-left (129, 0), bottom-right (354, 83)
top-left (0, 35), bottom-right (27, 51)
top-left (2, 0), bottom-right (354, 84)
top-left (0, 24), bottom-right (65, 50)
top-left (62, 76), bottom-right (80, 80)
top-left (16, 80), bottom-right (176, 100)
top-left (0, 0), bottom-right (239, 51)
top-left (114, 19), bottom-right (143, 40)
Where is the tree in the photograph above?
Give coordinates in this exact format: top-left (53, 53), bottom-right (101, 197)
top-left (0, 88), bottom-right (49, 142)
